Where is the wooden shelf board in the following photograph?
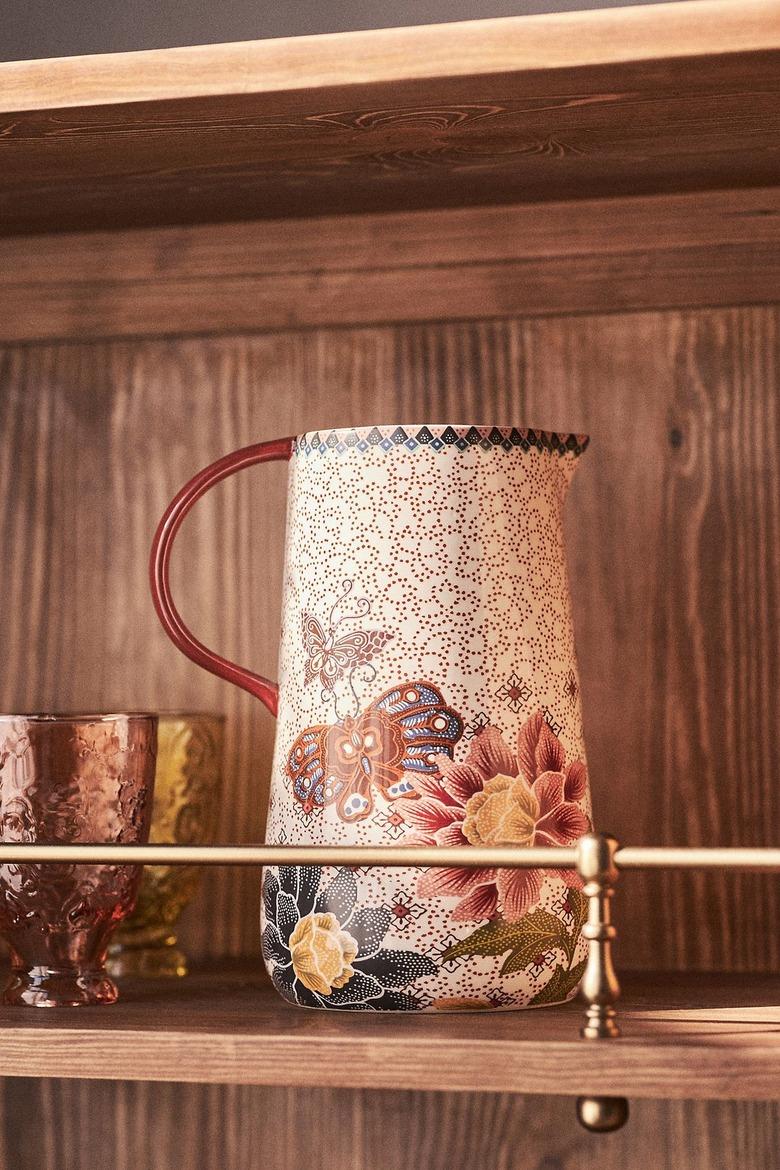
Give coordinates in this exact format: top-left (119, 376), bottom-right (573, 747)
top-left (4, 0), bottom-right (777, 112)
top-left (1, 0), bottom-right (778, 235)
top-left (0, 962), bottom-right (778, 1098)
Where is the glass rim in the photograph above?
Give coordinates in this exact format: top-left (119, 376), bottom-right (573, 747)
top-left (0, 712), bottom-right (159, 723)
top-left (155, 710), bottom-right (226, 720)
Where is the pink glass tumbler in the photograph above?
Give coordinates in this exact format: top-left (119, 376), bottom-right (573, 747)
top-left (0, 713), bottom-right (157, 1006)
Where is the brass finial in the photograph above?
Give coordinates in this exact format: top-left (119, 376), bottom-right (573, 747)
top-left (575, 832), bottom-right (627, 1132)
top-left (576, 831), bottom-right (621, 1039)
top-left (576, 1096), bottom-right (629, 1132)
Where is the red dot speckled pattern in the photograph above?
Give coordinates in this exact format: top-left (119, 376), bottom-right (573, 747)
top-left (262, 424), bottom-right (591, 1011)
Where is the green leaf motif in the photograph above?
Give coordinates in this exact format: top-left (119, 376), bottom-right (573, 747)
top-left (442, 908), bottom-right (569, 967)
top-left (561, 887), bottom-right (588, 964)
top-left (499, 910), bottom-right (570, 975)
top-left (529, 958), bottom-right (587, 1007)
top-left (441, 917), bottom-right (531, 963)
top-left (440, 888), bottom-right (588, 980)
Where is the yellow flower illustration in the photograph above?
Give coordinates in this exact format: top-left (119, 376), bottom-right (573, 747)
top-left (289, 912), bottom-right (358, 996)
top-left (462, 773), bottom-right (539, 847)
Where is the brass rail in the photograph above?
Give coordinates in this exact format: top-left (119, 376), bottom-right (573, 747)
top-left (0, 842), bottom-right (778, 869)
top-left (0, 843), bottom-right (573, 867)
top-left (1, 834), bottom-right (777, 1133)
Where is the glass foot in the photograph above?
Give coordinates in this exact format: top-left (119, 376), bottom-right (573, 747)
top-left (3, 965), bottom-right (118, 1007)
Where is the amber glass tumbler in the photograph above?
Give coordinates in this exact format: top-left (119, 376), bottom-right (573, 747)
top-left (108, 713), bottom-right (224, 978)
top-left (0, 713), bottom-right (157, 1006)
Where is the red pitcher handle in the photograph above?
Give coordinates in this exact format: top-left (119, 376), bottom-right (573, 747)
top-left (150, 438), bottom-right (294, 717)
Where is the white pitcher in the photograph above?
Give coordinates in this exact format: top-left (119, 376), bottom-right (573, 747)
top-left (151, 422), bottom-right (592, 1011)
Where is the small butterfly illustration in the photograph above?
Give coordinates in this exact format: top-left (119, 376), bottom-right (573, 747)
top-left (302, 613), bottom-right (393, 692)
top-left (286, 681), bottom-right (463, 823)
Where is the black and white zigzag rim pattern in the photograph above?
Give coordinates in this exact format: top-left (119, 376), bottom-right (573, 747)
top-left (292, 425), bottom-right (589, 458)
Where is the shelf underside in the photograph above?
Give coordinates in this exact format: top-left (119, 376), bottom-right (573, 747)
top-left (0, 0), bottom-right (779, 235)
top-left (0, 963), bottom-right (777, 1098)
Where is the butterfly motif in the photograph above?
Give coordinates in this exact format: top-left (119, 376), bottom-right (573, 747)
top-left (286, 681), bottom-right (464, 823)
top-left (302, 613), bottom-right (393, 692)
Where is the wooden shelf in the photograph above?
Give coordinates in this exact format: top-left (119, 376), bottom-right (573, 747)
top-left (1, 0), bottom-right (778, 235)
top-left (0, 962), bottom-right (778, 1099)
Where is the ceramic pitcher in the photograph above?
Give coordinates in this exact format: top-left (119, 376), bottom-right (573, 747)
top-left (151, 423), bottom-right (592, 1012)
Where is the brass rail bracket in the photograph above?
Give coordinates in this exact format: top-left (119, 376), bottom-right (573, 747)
top-left (574, 832), bottom-right (627, 1133)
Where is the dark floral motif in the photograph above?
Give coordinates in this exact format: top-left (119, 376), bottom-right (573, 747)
top-left (262, 865), bottom-right (437, 1011)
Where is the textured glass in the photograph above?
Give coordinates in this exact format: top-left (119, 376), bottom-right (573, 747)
top-left (0, 713), bottom-right (157, 1006)
top-left (108, 713), bottom-right (224, 978)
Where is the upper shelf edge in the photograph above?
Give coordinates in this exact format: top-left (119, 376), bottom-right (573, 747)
top-left (1, 0), bottom-right (778, 114)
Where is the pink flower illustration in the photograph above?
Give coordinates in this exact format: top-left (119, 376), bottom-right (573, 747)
top-left (397, 711), bottom-right (590, 922)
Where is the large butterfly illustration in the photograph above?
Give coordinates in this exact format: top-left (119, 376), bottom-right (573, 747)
top-left (302, 613), bottom-right (393, 692)
top-left (286, 681), bottom-right (463, 823)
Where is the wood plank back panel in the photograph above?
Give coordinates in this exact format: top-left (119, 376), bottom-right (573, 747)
top-left (1, 306), bottom-right (779, 1170)
top-left (522, 307), bottom-right (780, 970)
top-left (7, 189), bottom-right (780, 285)
top-left (1, 1080), bottom-right (778, 1170)
top-left (1, 307), bottom-right (778, 969)
top-left (1, 189), bottom-right (779, 343)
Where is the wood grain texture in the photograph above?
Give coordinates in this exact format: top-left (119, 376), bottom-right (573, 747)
top-left (1, 3), bottom-right (778, 233)
top-left (2, 307), bottom-right (779, 1170)
top-left (8, 188), bottom-right (780, 285)
top-left (520, 308), bottom-right (780, 971)
top-left (1, 308), bottom-right (779, 970)
top-left (1, 188), bottom-right (778, 343)
top-left (0, 965), bottom-right (778, 1098)
top-left (0, 1083), bottom-right (778, 1170)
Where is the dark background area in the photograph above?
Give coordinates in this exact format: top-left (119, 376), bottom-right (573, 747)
top-left (4, 0), bottom-right (684, 62)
